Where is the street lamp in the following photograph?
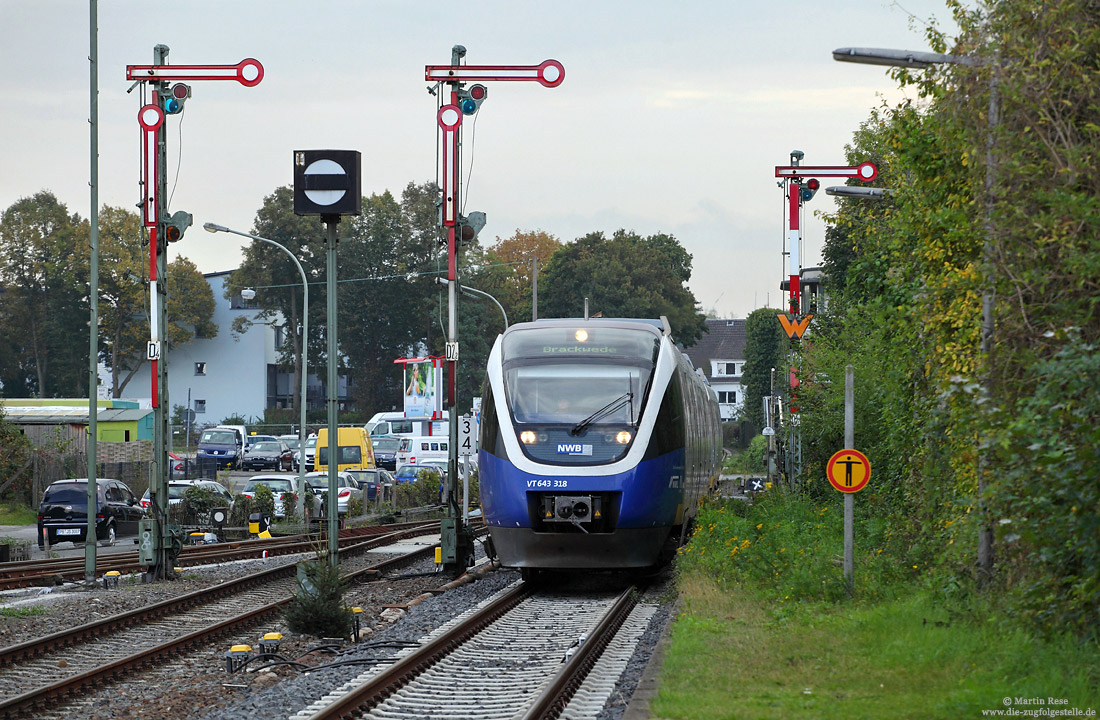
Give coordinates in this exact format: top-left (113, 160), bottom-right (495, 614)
top-left (204, 222), bottom-right (310, 521)
top-left (825, 186), bottom-right (892, 200)
top-left (833, 45), bottom-right (997, 584)
top-left (438, 277), bottom-right (508, 329)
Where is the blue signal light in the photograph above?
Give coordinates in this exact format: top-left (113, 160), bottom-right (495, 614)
top-left (459, 97), bottom-right (478, 114)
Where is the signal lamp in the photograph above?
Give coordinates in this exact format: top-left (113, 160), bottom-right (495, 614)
top-left (800, 178), bottom-right (821, 202)
top-left (162, 83), bottom-right (191, 114)
top-left (164, 210), bottom-right (193, 243)
top-left (457, 83), bottom-right (488, 115)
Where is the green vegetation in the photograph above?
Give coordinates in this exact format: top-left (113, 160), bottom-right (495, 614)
top-left (0, 503), bottom-right (36, 525)
top-left (654, 495), bottom-right (1100, 719)
top-left (284, 553), bottom-right (353, 639)
top-left (0, 606), bottom-right (49, 619)
top-left (777, 0), bottom-right (1100, 640)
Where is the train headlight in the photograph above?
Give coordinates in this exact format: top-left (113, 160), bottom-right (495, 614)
top-left (575, 329), bottom-right (588, 342)
top-left (520, 430), bottom-right (537, 444)
top-left (615, 431), bottom-right (632, 444)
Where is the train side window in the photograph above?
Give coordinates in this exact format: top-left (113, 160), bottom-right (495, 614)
top-left (479, 381), bottom-right (501, 457)
top-left (651, 372), bottom-right (685, 456)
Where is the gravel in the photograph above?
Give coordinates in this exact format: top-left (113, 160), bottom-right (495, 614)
top-left (0, 543), bottom-right (679, 720)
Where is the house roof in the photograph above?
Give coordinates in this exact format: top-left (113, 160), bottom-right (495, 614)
top-left (3, 406), bottom-right (152, 424)
top-left (683, 319), bottom-right (747, 377)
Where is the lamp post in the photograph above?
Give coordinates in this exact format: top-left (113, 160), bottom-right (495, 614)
top-left (833, 45), bottom-right (997, 584)
top-left (204, 222), bottom-right (309, 521)
top-left (437, 277), bottom-right (508, 329)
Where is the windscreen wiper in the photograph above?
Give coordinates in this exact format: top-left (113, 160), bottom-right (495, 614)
top-left (570, 392), bottom-right (633, 436)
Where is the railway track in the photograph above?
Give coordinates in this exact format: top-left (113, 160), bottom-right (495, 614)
top-left (0, 520), bottom-right (441, 591)
top-left (0, 524), bottom-right (446, 720)
top-left (294, 579), bottom-right (656, 720)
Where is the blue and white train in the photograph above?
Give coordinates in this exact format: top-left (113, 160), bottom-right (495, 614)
top-left (478, 317), bottom-right (722, 572)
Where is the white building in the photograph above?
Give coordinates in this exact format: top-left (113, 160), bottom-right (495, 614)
top-left (125, 270), bottom-right (331, 426)
top-left (683, 318), bottom-right (747, 421)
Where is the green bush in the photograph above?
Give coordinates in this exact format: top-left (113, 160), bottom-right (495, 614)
top-left (284, 554), bottom-right (353, 639)
top-left (678, 492), bottom-right (905, 603)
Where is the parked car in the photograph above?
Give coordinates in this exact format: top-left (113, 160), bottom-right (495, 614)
top-left (348, 468), bottom-right (391, 502)
top-left (241, 474), bottom-right (320, 519)
top-left (140, 480), bottom-right (234, 513)
top-left (37, 478), bottom-right (144, 549)
top-left (196, 426), bottom-right (244, 470)
top-left (278, 435), bottom-right (301, 453)
top-left (305, 471), bottom-right (359, 517)
top-left (294, 435), bottom-right (318, 472)
top-left (370, 435), bottom-right (400, 471)
top-left (243, 440), bottom-right (294, 471)
top-left (168, 451), bottom-right (186, 478)
top-left (245, 434), bottom-right (278, 451)
top-left (394, 464), bottom-right (443, 484)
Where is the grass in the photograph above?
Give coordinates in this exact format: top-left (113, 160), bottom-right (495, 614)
top-left (650, 495), bottom-right (1100, 720)
top-left (0, 606), bottom-right (48, 618)
top-left (0, 503), bottom-right (36, 525)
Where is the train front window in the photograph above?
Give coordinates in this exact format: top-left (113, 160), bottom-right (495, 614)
top-left (502, 326), bottom-right (659, 428)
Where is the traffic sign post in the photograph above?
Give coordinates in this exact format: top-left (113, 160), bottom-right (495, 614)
top-left (293, 149), bottom-right (362, 569)
top-left (127, 44), bottom-right (263, 580)
top-left (426, 45), bottom-right (563, 574)
top-left (827, 365), bottom-right (868, 595)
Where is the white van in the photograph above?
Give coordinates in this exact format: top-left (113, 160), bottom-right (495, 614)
top-left (366, 411), bottom-right (447, 438)
top-left (395, 435), bottom-right (450, 467)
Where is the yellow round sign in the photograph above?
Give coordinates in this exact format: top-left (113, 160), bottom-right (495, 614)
top-left (827, 449), bottom-right (870, 493)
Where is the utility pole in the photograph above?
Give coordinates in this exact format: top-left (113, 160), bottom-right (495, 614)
top-left (85, 0), bottom-right (99, 583)
top-left (424, 46), bottom-right (564, 574)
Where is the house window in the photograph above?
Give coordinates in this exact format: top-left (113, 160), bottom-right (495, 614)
top-left (194, 399), bottom-right (206, 414)
top-left (714, 361), bottom-right (738, 377)
top-left (717, 391), bottom-right (738, 404)
top-left (195, 362), bottom-right (207, 376)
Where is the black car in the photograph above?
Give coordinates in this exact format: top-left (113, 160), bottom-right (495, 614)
top-left (370, 435), bottom-right (400, 471)
top-left (37, 478), bottom-right (145, 549)
top-left (243, 440), bottom-right (293, 471)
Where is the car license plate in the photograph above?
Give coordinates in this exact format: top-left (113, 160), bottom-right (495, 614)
top-left (57, 528), bottom-right (81, 536)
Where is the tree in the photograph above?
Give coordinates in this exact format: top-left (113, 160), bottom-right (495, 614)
top-left (537, 229), bottom-right (707, 345)
top-left (740, 308), bottom-right (789, 428)
top-left (486, 229), bottom-right (562, 323)
top-left (0, 191), bottom-right (88, 397)
top-left (338, 182), bottom-right (447, 414)
top-left (96, 205), bottom-right (151, 397)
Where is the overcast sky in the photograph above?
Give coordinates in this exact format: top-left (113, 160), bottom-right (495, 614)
top-left (0, 1), bottom-right (960, 319)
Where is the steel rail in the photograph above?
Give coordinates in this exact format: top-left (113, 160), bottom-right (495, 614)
top-left (0, 524), bottom-right (438, 666)
top-left (519, 584), bottom-right (638, 720)
top-left (0, 543), bottom-right (440, 719)
top-left (304, 582), bottom-right (533, 720)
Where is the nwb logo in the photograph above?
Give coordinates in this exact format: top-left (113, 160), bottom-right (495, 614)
top-left (556, 443), bottom-right (592, 456)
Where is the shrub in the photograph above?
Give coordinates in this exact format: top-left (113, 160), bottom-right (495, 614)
top-left (678, 492), bottom-right (904, 603)
top-left (284, 553), bottom-right (353, 638)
